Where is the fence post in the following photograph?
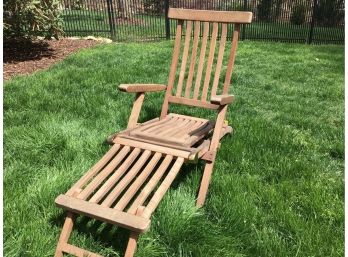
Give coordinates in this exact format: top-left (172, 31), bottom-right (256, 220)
top-left (308, 0), bottom-right (317, 44)
top-left (164, 0), bottom-right (170, 39)
top-left (106, 0), bottom-right (116, 41)
top-left (241, 0), bottom-right (248, 40)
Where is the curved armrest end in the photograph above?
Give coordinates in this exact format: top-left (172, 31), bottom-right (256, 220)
top-left (119, 84), bottom-right (167, 93)
top-left (210, 94), bottom-right (234, 105)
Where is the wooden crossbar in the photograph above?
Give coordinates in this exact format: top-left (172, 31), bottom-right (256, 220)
top-left (168, 8), bottom-right (253, 23)
top-left (61, 243), bottom-right (103, 257)
top-left (55, 195), bottom-right (151, 233)
top-left (113, 137), bottom-right (197, 160)
top-left (168, 96), bottom-right (220, 110)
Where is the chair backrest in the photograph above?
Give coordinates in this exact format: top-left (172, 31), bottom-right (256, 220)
top-left (161, 8), bottom-right (252, 118)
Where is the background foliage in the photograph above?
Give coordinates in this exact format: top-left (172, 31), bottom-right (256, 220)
top-left (291, 4), bottom-right (307, 25)
top-left (4, 0), bottom-right (63, 39)
top-left (315, 0), bottom-right (344, 26)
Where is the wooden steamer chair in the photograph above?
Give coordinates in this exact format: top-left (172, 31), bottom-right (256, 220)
top-left (54, 8), bottom-right (252, 257)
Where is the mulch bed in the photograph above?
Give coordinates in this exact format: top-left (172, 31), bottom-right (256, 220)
top-left (4, 38), bottom-right (101, 80)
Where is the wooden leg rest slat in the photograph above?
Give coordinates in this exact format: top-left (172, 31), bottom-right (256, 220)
top-left (66, 144), bottom-right (121, 197)
top-left (62, 243), bottom-right (103, 257)
top-left (55, 195), bottom-right (151, 233)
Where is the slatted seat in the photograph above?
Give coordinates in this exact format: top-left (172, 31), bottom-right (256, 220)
top-left (54, 8), bottom-right (252, 257)
top-left (125, 113), bottom-right (228, 147)
top-left (129, 114), bottom-right (213, 147)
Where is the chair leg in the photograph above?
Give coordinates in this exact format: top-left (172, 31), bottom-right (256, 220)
top-left (124, 206), bottom-right (145, 257)
top-left (196, 161), bottom-right (215, 208)
top-left (55, 212), bottom-right (75, 257)
top-left (125, 232), bottom-right (139, 257)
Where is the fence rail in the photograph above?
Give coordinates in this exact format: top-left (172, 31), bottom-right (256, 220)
top-left (60, 0), bottom-right (344, 44)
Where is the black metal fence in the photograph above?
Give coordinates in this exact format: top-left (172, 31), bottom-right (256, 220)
top-left (60, 0), bottom-right (344, 44)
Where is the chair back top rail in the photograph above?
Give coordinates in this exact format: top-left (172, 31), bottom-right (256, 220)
top-left (168, 8), bottom-right (252, 24)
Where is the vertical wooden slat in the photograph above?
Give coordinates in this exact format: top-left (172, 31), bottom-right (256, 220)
top-left (77, 146), bottom-right (131, 200)
top-left (176, 21), bottom-right (192, 97)
top-left (201, 22), bottom-right (219, 101)
top-left (66, 144), bottom-right (120, 196)
top-left (143, 157), bottom-right (184, 218)
top-left (115, 155), bottom-right (173, 211)
top-left (101, 150), bottom-right (151, 207)
top-left (127, 155), bottom-right (173, 214)
top-left (185, 21), bottom-right (200, 98)
top-left (223, 24), bottom-right (240, 94)
top-left (211, 23), bottom-right (227, 97)
top-left (88, 148), bottom-right (141, 203)
top-left (193, 22), bottom-right (209, 100)
top-left (160, 20), bottom-right (184, 119)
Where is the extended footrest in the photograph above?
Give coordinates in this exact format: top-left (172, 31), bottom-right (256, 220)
top-left (56, 142), bottom-right (185, 233)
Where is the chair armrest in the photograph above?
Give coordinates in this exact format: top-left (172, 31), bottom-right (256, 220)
top-left (210, 94), bottom-right (234, 105)
top-left (119, 84), bottom-right (167, 93)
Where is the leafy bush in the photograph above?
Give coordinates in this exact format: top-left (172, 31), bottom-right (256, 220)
top-left (143, 0), bottom-right (163, 15)
top-left (257, 0), bottom-right (273, 21)
top-left (257, 0), bottom-right (283, 22)
top-left (291, 4), bottom-right (307, 25)
top-left (4, 0), bottom-right (63, 40)
top-left (69, 0), bottom-right (86, 10)
top-left (315, 0), bottom-right (344, 26)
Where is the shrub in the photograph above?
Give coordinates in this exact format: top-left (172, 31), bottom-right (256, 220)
top-left (257, 0), bottom-right (283, 22)
top-left (4, 0), bottom-right (63, 40)
top-left (257, 0), bottom-right (273, 21)
top-left (291, 4), bottom-right (307, 25)
top-left (69, 0), bottom-right (86, 10)
top-left (315, 0), bottom-right (344, 26)
top-left (143, 0), bottom-right (163, 15)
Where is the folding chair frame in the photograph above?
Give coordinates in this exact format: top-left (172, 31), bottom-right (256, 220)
top-left (54, 8), bottom-right (252, 257)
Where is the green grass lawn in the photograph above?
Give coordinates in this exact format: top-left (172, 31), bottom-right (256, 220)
top-left (4, 41), bottom-right (344, 257)
top-left (61, 10), bottom-right (344, 43)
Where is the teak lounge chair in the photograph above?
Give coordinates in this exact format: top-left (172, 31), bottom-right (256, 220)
top-left (54, 8), bottom-right (252, 257)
